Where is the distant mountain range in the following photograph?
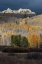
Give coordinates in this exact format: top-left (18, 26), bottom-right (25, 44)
top-left (0, 8), bottom-right (36, 14)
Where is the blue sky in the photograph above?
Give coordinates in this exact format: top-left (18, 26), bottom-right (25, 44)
top-left (0, 0), bottom-right (42, 13)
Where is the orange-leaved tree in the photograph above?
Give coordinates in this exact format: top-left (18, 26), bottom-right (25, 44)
top-left (28, 33), bottom-right (40, 48)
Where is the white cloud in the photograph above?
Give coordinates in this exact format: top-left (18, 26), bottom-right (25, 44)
top-left (0, 8), bottom-right (36, 14)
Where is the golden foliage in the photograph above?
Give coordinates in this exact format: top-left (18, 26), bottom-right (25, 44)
top-left (7, 30), bottom-right (14, 35)
top-left (23, 24), bottom-right (38, 31)
top-left (28, 33), bottom-right (40, 48)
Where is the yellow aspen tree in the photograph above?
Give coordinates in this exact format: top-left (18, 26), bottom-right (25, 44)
top-left (28, 33), bottom-right (40, 48)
